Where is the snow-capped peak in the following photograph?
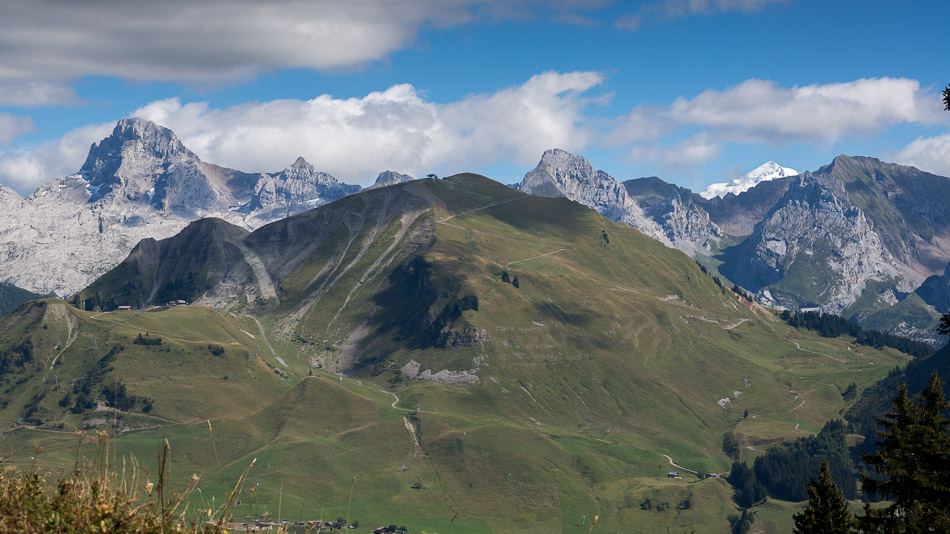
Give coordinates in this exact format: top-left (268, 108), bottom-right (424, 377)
top-left (700, 161), bottom-right (798, 199)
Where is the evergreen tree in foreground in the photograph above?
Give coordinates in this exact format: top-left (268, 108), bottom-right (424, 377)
top-left (859, 373), bottom-right (950, 533)
top-left (793, 461), bottom-right (855, 534)
top-left (938, 312), bottom-right (949, 336)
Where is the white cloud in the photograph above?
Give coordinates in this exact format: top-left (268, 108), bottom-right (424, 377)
top-left (0, 82), bottom-right (76, 107)
top-left (629, 133), bottom-right (722, 172)
top-left (603, 106), bottom-right (667, 147)
top-left (0, 122), bottom-right (113, 194)
top-left (0, 1), bottom-right (485, 83)
top-left (0, 71), bottom-right (602, 194)
top-left (668, 78), bottom-right (937, 144)
top-left (658, 0), bottom-right (789, 16)
top-left (617, 0), bottom-right (787, 30)
top-left (0, 1), bottom-right (619, 85)
top-left (0, 113), bottom-right (35, 144)
top-left (895, 133), bottom-right (950, 177)
top-left (0, 82), bottom-right (76, 106)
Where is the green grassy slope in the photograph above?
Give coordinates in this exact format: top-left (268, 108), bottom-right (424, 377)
top-left (0, 175), bottom-right (913, 533)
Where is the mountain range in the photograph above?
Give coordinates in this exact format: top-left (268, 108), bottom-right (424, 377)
top-left (0, 171), bottom-right (914, 533)
top-left (519, 149), bottom-right (950, 344)
top-left (0, 118), bottom-right (409, 296)
top-left (1, 118), bottom-right (948, 345)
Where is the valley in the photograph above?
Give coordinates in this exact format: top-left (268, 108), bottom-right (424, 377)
top-left (0, 174), bottom-right (915, 532)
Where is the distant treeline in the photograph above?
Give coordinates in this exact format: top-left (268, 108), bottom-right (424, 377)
top-left (782, 310), bottom-right (934, 359)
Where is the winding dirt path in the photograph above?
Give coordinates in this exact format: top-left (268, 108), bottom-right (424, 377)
top-left (722, 318), bottom-right (748, 330)
top-left (46, 315), bottom-right (78, 375)
top-left (661, 454), bottom-right (699, 474)
top-left (437, 195), bottom-right (526, 223)
top-left (504, 248), bottom-right (568, 269)
top-left (384, 390), bottom-right (401, 409)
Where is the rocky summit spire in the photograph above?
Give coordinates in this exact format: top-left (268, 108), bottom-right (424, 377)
top-left (79, 118), bottom-right (199, 204)
top-left (374, 170), bottom-right (414, 187)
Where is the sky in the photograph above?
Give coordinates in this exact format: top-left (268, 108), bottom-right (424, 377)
top-left (1, 0), bottom-right (948, 196)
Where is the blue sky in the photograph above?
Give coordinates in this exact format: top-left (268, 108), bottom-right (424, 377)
top-left (1, 0), bottom-right (948, 195)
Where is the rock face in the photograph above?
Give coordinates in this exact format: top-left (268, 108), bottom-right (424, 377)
top-left (0, 185), bottom-right (22, 211)
top-left (242, 157), bottom-right (361, 225)
top-left (0, 118), bottom-right (363, 296)
top-left (623, 177), bottom-right (722, 257)
top-left (519, 149), bottom-right (720, 255)
top-left (727, 173), bottom-right (903, 313)
top-left (719, 156), bottom-right (950, 315)
top-left (81, 118), bottom-right (247, 216)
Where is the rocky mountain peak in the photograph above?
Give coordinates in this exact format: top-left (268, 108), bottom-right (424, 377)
top-left (79, 117), bottom-right (202, 205)
top-left (288, 156), bottom-right (312, 170)
top-left (520, 149), bottom-right (721, 254)
top-left (279, 157), bottom-right (336, 184)
top-left (242, 158), bottom-right (360, 221)
top-left (82, 118), bottom-right (191, 171)
top-left (537, 148), bottom-right (595, 179)
top-left (519, 148), bottom-right (605, 200)
top-left (374, 170), bottom-right (414, 187)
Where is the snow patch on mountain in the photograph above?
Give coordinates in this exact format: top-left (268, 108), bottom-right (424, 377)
top-left (700, 161), bottom-right (798, 199)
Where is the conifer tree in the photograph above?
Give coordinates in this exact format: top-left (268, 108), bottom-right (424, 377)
top-left (860, 373), bottom-right (950, 533)
top-left (792, 461), bottom-right (855, 534)
top-left (938, 313), bottom-right (950, 336)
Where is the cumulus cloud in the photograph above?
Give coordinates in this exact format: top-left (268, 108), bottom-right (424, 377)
top-left (895, 134), bottom-right (950, 177)
top-left (0, 71), bottom-right (602, 194)
top-left (629, 133), bottom-right (722, 172)
top-left (668, 77), bottom-right (937, 144)
top-left (614, 77), bottom-right (943, 172)
top-left (0, 113), bottom-right (35, 144)
top-left (606, 77), bottom-right (939, 159)
top-left (0, 122), bottom-right (114, 194)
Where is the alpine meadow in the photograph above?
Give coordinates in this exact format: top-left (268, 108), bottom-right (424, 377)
top-left (1, 2), bottom-right (950, 533)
